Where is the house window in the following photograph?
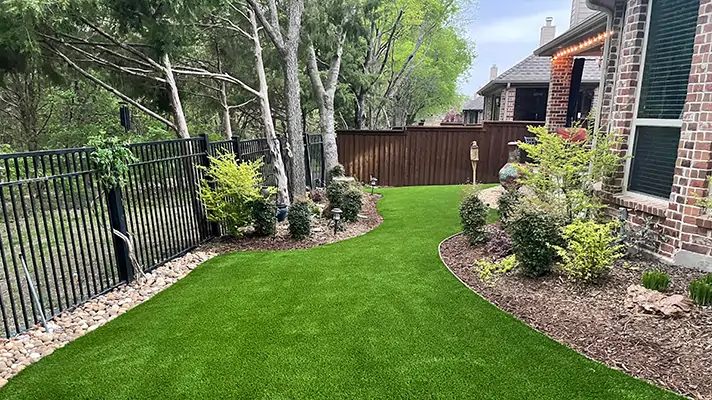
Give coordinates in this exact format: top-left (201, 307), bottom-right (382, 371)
top-left (514, 88), bottom-right (548, 121)
top-left (628, 0), bottom-right (698, 198)
top-left (491, 95), bottom-right (500, 121)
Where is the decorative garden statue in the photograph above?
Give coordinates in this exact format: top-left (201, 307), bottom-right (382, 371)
top-left (470, 141), bottom-right (479, 184)
top-left (498, 141), bottom-right (521, 189)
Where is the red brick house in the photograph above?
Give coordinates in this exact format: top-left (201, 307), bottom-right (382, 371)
top-left (536, 0), bottom-right (712, 270)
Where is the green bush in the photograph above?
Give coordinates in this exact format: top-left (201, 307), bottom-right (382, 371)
top-left (473, 255), bottom-right (517, 284)
top-left (326, 164), bottom-right (345, 184)
top-left (517, 125), bottom-right (627, 222)
top-left (689, 274), bottom-right (712, 306)
top-left (288, 198), bottom-right (312, 240)
top-left (198, 153), bottom-right (264, 236)
top-left (508, 201), bottom-right (564, 277)
top-left (553, 220), bottom-right (623, 282)
top-left (251, 197), bottom-right (276, 237)
top-left (459, 189), bottom-right (488, 245)
top-left (497, 188), bottom-right (521, 229)
top-left (641, 269), bottom-right (671, 292)
top-left (326, 180), bottom-right (349, 206)
top-left (342, 186), bottom-right (363, 223)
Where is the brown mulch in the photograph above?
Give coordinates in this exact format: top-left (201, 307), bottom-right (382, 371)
top-left (440, 232), bottom-right (712, 400)
top-left (202, 194), bottom-right (383, 253)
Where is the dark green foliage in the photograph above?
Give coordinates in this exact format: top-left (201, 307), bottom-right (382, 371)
top-left (641, 269), bottom-right (671, 292)
top-left (508, 203), bottom-right (564, 277)
top-left (288, 199), bottom-right (312, 240)
top-left (497, 189), bottom-right (521, 229)
top-left (689, 274), bottom-right (712, 306)
top-left (342, 186), bottom-right (363, 223)
top-left (459, 190), bottom-right (488, 245)
top-left (326, 164), bottom-right (345, 183)
top-left (88, 136), bottom-right (137, 190)
top-left (325, 180), bottom-right (362, 222)
top-left (251, 197), bottom-right (276, 237)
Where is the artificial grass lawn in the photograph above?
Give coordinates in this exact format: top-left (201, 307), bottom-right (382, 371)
top-left (0, 186), bottom-right (680, 399)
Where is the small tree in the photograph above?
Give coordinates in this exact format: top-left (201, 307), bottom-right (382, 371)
top-left (517, 125), bottom-right (626, 222)
top-left (198, 154), bottom-right (265, 236)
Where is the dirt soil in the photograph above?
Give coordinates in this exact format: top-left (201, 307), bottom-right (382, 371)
top-left (440, 232), bottom-right (712, 400)
top-left (203, 194), bottom-right (383, 253)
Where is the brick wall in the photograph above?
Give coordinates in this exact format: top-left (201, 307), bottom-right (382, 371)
top-left (603, 0), bottom-right (648, 196)
top-left (545, 56), bottom-right (573, 130)
top-left (499, 88), bottom-right (516, 121)
top-left (598, 1), bottom-right (626, 132)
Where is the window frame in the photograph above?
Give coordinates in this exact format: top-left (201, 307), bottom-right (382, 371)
top-left (623, 0), bottom-right (690, 200)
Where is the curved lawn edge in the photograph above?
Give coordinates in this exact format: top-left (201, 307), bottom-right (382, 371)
top-left (0, 186), bottom-right (684, 400)
top-left (437, 231), bottom-right (684, 399)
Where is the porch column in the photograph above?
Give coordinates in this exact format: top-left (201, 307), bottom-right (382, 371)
top-left (545, 55), bottom-right (573, 130)
top-left (499, 87), bottom-right (516, 121)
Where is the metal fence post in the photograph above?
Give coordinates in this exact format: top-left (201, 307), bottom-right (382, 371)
top-left (231, 136), bottom-right (242, 161)
top-left (200, 134), bottom-right (221, 238)
top-left (106, 186), bottom-right (134, 282)
top-left (303, 133), bottom-right (313, 189)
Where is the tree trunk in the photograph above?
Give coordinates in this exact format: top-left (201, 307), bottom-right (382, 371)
top-left (355, 91), bottom-right (366, 130)
top-left (219, 82), bottom-right (233, 139)
top-left (162, 53), bottom-right (190, 139)
top-left (249, 9), bottom-right (290, 206)
top-left (283, 49), bottom-right (306, 198)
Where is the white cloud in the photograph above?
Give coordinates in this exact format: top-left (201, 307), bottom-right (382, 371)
top-left (470, 9), bottom-right (571, 45)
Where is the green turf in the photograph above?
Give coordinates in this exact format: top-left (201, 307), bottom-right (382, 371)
top-left (0, 185), bottom-right (680, 399)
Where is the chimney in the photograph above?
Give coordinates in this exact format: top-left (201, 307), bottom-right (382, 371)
top-left (489, 64), bottom-right (498, 81)
top-left (540, 17), bottom-right (556, 46)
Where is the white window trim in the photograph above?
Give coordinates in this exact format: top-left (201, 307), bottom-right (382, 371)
top-left (622, 0), bottom-right (684, 200)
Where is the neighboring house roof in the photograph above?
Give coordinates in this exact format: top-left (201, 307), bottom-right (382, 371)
top-left (463, 96), bottom-right (484, 111)
top-left (477, 55), bottom-right (601, 96)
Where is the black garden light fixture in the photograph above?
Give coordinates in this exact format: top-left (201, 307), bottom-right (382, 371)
top-left (370, 176), bottom-right (378, 195)
top-left (331, 207), bottom-right (342, 234)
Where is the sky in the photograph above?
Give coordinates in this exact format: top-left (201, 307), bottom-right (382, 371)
top-left (459, 0), bottom-right (573, 96)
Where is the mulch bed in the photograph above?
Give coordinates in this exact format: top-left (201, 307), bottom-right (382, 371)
top-left (203, 193), bottom-right (383, 253)
top-left (440, 231), bottom-right (712, 400)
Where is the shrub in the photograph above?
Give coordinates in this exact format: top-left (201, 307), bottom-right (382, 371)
top-left (326, 180), bottom-right (349, 206)
top-left (250, 197), bottom-right (276, 237)
top-left (309, 187), bottom-right (326, 203)
top-left (689, 274), bottom-right (712, 306)
top-left (484, 225), bottom-right (512, 258)
top-left (508, 201), bottom-right (564, 277)
top-left (459, 189), bottom-right (488, 245)
top-left (288, 199), bottom-right (312, 240)
top-left (553, 220), bottom-right (623, 282)
top-left (517, 125), bottom-right (627, 222)
top-left (326, 164), bottom-right (345, 183)
top-left (641, 269), bottom-right (671, 292)
top-left (342, 186), bottom-right (363, 223)
top-left (497, 188), bottom-right (521, 229)
top-left (198, 154), bottom-right (264, 236)
top-left (474, 255), bottom-right (517, 284)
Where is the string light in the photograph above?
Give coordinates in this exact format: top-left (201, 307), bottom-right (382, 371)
top-left (552, 30), bottom-right (615, 61)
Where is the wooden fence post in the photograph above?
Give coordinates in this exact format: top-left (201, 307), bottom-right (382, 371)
top-left (106, 186), bottom-right (134, 282)
top-left (200, 134), bottom-right (221, 238)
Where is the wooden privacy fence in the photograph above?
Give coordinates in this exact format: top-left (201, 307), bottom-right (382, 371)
top-left (337, 121), bottom-right (541, 186)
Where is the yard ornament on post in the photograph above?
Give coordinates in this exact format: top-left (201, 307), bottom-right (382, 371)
top-left (470, 141), bottom-right (479, 184)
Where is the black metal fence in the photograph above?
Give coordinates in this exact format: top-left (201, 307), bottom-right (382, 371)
top-left (0, 134), bottom-right (324, 337)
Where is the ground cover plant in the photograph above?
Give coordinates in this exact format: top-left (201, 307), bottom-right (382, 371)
top-left (0, 186), bottom-right (680, 400)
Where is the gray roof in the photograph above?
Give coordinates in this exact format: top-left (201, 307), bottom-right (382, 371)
top-left (477, 55), bottom-right (601, 95)
top-left (463, 96), bottom-right (484, 111)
